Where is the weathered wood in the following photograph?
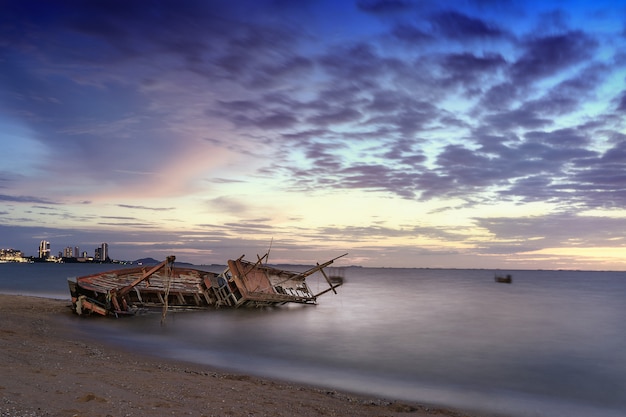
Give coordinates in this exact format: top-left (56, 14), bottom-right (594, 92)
top-left (317, 263), bottom-right (337, 294)
top-left (68, 252), bottom-right (346, 317)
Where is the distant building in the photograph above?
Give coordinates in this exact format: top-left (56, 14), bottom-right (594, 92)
top-left (38, 240), bottom-right (50, 259)
top-left (101, 242), bottom-right (109, 261)
top-left (0, 248), bottom-right (27, 262)
top-left (94, 243), bottom-right (110, 262)
top-left (63, 247), bottom-right (74, 258)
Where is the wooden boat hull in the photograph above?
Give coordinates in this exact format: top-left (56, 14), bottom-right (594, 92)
top-left (69, 264), bottom-right (220, 317)
top-left (68, 254), bottom-right (345, 317)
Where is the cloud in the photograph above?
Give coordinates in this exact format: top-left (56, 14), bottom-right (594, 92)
top-left (524, 128), bottom-right (590, 148)
top-left (0, 194), bottom-right (60, 205)
top-left (618, 91), bottom-right (626, 112)
top-left (307, 108), bottom-right (363, 126)
top-left (357, 0), bottom-right (414, 14)
top-left (391, 23), bottom-right (433, 44)
top-left (437, 52), bottom-right (507, 92)
top-left (430, 10), bottom-right (507, 40)
top-left (475, 213), bottom-right (626, 251)
top-left (1, 1), bottom-right (625, 268)
top-left (117, 205), bottom-right (175, 211)
top-left (207, 197), bottom-right (251, 215)
top-left (483, 108), bottom-right (552, 130)
top-left (318, 42), bottom-right (405, 85)
top-left (510, 31), bottom-right (598, 85)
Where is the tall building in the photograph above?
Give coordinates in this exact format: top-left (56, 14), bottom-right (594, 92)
top-left (38, 240), bottom-right (50, 259)
top-left (101, 242), bottom-right (109, 261)
top-left (63, 247), bottom-right (74, 258)
top-left (94, 243), bottom-right (109, 262)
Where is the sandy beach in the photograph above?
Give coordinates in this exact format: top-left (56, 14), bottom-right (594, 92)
top-left (0, 294), bottom-right (491, 417)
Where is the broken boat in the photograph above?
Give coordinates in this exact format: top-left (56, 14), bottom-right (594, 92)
top-left (68, 253), bottom-right (347, 317)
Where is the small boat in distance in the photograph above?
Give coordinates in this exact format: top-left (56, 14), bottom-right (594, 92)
top-left (495, 273), bottom-right (512, 284)
top-left (68, 252), bottom-right (347, 318)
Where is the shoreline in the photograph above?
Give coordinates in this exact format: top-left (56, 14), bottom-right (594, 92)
top-left (0, 294), bottom-right (491, 417)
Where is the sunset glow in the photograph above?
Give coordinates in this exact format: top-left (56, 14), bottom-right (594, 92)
top-left (1, 0), bottom-right (625, 269)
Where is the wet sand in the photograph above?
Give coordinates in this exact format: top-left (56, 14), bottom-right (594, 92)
top-left (0, 294), bottom-right (494, 417)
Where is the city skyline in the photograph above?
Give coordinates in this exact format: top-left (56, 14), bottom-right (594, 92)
top-left (1, 1), bottom-right (626, 270)
top-left (31, 240), bottom-right (110, 261)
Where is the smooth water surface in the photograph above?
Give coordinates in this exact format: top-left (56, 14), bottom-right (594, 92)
top-left (1, 263), bottom-right (625, 417)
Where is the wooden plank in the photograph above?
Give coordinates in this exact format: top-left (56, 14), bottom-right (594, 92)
top-left (317, 263), bottom-right (337, 294)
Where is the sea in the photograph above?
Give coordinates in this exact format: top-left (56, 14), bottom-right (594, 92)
top-left (1, 262), bottom-right (625, 417)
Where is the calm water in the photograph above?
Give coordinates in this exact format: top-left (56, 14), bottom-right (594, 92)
top-left (1, 263), bottom-right (625, 417)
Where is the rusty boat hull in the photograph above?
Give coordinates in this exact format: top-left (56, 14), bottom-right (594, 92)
top-left (68, 254), bottom-right (345, 317)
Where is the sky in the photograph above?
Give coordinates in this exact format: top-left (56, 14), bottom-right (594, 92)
top-left (1, 0), bottom-right (626, 269)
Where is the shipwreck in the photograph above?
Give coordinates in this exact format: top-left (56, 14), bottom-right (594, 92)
top-left (68, 253), bottom-right (347, 317)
